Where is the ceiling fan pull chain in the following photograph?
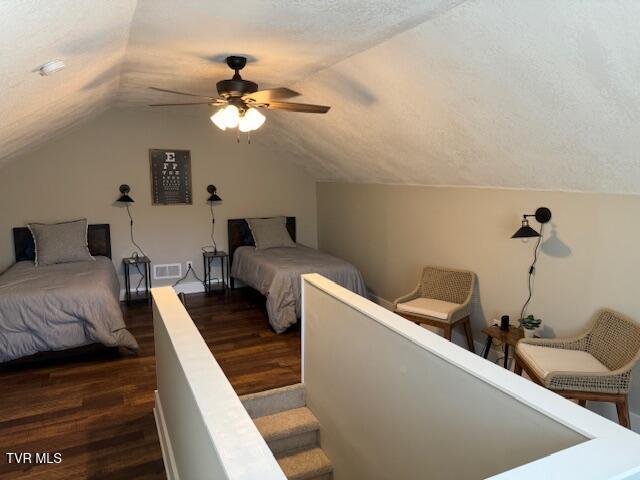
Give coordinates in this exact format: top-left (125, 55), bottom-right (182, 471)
top-left (248, 132), bottom-right (251, 144)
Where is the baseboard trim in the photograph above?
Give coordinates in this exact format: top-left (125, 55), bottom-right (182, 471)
top-left (154, 390), bottom-right (180, 480)
top-left (120, 281), bottom-right (205, 301)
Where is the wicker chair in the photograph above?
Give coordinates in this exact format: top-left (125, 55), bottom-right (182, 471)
top-left (393, 266), bottom-right (476, 352)
top-left (515, 309), bottom-right (640, 428)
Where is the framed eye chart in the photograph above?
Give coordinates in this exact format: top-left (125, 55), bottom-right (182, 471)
top-left (149, 149), bottom-right (192, 205)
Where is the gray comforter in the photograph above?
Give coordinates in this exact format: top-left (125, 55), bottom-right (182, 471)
top-left (231, 245), bottom-right (367, 333)
top-left (0, 257), bottom-right (139, 362)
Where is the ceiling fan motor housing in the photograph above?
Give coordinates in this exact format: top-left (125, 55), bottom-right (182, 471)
top-left (217, 55), bottom-right (258, 98)
top-left (216, 78), bottom-right (258, 98)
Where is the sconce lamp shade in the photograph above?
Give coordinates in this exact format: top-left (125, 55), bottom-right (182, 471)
top-left (511, 220), bottom-right (541, 238)
top-left (207, 185), bottom-right (222, 202)
top-left (511, 207), bottom-right (551, 238)
top-left (117, 184), bottom-right (134, 203)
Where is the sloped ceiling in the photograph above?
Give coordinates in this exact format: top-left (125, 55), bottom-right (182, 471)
top-left (2, 1), bottom-right (640, 193)
top-left (118, 0), bottom-right (461, 106)
top-left (267, 0), bottom-right (640, 193)
top-left (0, 0), bottom-right (453, 164)
top-left (0, 0), bottom-right (137, 162)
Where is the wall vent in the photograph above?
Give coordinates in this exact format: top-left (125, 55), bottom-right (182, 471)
top-left (154, 263), bottom-right (182, 280)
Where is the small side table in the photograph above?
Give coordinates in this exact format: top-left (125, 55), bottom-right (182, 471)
top-left (203, 250), bottom-right (229, 294)
top-left (123, 256), bottom-right (152, 304)
top-left (481, 324), bottom-right (524, 369)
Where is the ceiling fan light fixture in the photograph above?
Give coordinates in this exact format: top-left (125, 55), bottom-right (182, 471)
top-left (210, 109), bottom-right (227, 130)
top-left (238, 108), bottom-right (266, 133)
top-left (210, 104), bottom-right (240, 130)
top-left (221, 104), bottom-right (240, 128)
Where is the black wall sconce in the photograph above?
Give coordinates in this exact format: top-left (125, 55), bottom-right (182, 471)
top-left (511, 207), bottom-right (552, 238)
top-left (207, 185), bottom-right (222, 254)
top-left (117, 184), bottom-right (146, 258)
top-left (117, 184), bottom-right (134, 203)
top-left (511, 207), bottom-right (552, 321)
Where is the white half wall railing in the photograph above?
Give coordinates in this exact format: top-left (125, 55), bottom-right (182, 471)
top-left (152, 286), bottom-right (286, 480)
top-left (301, 274), bottom-right (640, 480)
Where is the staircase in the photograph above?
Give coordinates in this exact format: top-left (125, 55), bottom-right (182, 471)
top-left (240, 384), bottom-right (333, 480)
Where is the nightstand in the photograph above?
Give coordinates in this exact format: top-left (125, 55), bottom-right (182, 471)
top-left (202, 250), bottom-right (229, 294)
top-left (481, 324), bottom-right (524, 369)
top-left (123, 256), bottom-right (152, 304)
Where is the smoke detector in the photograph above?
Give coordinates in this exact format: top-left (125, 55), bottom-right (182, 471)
top-left (38, 60), bottom-right (65, 76)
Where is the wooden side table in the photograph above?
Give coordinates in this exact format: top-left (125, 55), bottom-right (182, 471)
top-left (481, 324), bottom-right (524, 369)
top-left (123, 256), bottom-right (152, 304)
top-left (203, 250), bottom-right (229, 294)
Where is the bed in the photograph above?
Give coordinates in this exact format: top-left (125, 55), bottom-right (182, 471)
top-left (228, 217), bottom-right (367, 333)
top-left (0, 224), bottom-right (139, 362)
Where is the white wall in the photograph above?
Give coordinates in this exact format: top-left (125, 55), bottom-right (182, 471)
top-left (0, 107), bottom-right (318, 287)
top-left (153, 286), bottom-right (286, 480)
top-left (302, 274), bottom-right (640, 480)
top-left (316, 182), bottom-right (640, 415)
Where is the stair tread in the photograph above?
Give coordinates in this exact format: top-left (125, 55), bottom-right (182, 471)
top-left (239, 383), bottom-right (304, 403)
top-left (277, 447), bottom-right (333, 480)
top-left (241, 383), bottom-right (306, 419)
top-left (254, 407), bottom-right (319, 442)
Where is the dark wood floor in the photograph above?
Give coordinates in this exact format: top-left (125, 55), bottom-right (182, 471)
top-left (0, 289), bottom-right (301, 479)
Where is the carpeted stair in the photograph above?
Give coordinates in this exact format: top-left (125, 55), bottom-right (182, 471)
top-left (241, 384), bottom-right (333, 480)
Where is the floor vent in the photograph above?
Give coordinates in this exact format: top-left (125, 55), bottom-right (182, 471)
top-left (154, 263), bottom-right (182, 280)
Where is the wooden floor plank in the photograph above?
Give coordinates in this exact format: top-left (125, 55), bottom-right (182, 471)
top-left (0, 288), bottom-right (301, 479)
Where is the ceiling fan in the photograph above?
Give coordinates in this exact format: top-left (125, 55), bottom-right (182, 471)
top-left (148, 56), bottom-right (330, 134)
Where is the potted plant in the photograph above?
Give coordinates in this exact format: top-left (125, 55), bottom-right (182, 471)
top-left (520, 314), bottom-right (542, 338)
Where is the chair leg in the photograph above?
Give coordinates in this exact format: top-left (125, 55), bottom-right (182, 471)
top-left (461, 318), bottom-right (475, 354)
top-left (615, 396), bottom-right (631, 429)
top-left (443, 324), bottom-right (452, 341)
top-left (514, 356), bottom-right (523, 376)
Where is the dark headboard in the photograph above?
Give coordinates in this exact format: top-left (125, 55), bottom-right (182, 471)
top-left (228, 217), bottom-right (296, 266)
top-left (13, 224), bottom-right (112, 262)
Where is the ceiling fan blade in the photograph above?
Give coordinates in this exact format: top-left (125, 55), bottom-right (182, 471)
top-left (242, 88), bottom-right (300, 103)
top-left (262, 101), bottom-right (330, 113)
top-left (148, 101), bottom-right (224, 107)
top-left (149, 86), bottom-right (217, 99)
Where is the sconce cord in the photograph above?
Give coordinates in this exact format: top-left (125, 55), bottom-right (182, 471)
top-left (520, 224), bottom-right (544, 321)
top-left (126, 204), bottom-right (147, 258)
top-left (200, 203), bottom-right (219, 254)
top-left (210, 202), bottom-right (218, 253)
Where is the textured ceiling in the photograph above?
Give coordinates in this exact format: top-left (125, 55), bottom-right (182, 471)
top-left (267, 0), bottom-right (640, 193)
top-left (118, 0), bottom-right (460, 106)
top-left (0, 0), bottom-right (137, 164)
top-left (3, 1), bottom-right (640, 193)
top-left (0, 0), bottom-right (451, 166)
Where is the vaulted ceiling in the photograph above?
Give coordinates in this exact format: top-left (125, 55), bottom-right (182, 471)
top-left (2, 1), bottom-right (640, 193)
top-left (0, 0), bottom-right (451, 163)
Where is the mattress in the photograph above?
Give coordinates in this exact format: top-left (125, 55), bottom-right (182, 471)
top-left (231, 244), bottom-right (367, 333)
top-left (0, 256), bottom-right (139, 362)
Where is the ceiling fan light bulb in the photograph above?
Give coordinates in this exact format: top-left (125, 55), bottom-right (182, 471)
top-left (221, 104), bottom-right (240, 128)
top-left (210, 109), bottom-right (227, 130)
top-left (239, 108), bottom-right (266, 132)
